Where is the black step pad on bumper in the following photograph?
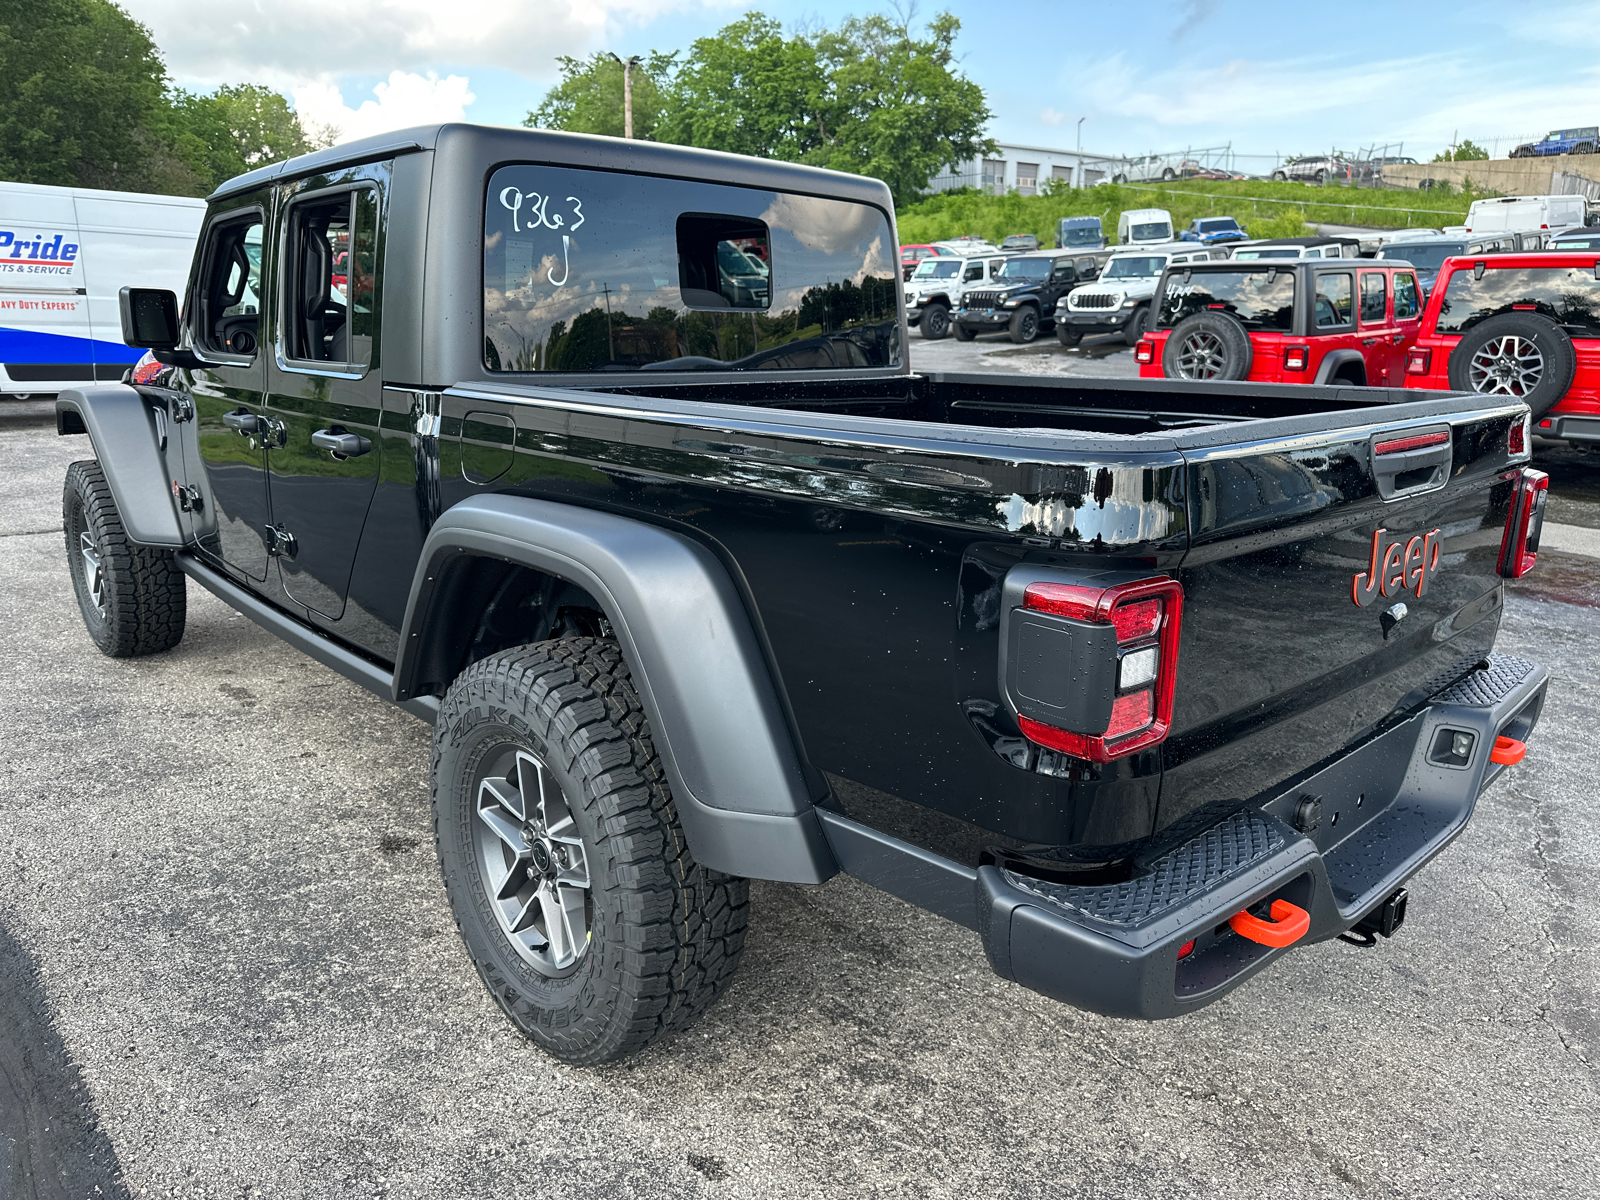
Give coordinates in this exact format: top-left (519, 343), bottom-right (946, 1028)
top-left (967, 652), bottom-right (1549, 1020)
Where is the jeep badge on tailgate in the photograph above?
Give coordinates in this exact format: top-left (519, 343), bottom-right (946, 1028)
top-left (1352, 527), bottom-right (1443, 607)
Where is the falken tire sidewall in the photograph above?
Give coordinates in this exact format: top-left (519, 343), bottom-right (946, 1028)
top-left (1445, 312), bottom-right (1576, 418)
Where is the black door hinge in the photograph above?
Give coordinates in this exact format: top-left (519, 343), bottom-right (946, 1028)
top-left (169, 395), bottom-right (194, 422)
top-left (171, 480), bottom-right (203, 513)
top-left (264, 523), bottom-right (298, 558)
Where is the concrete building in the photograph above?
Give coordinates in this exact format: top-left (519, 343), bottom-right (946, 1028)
top-left (927, 142), bottom-right (1121, 195)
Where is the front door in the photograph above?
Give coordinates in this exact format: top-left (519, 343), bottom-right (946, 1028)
top-left (263, 171), bottom-right (387, 620)
top-left (186, 202), bottom-right (272, 582)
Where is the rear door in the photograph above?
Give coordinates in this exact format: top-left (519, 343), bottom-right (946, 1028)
top-left (1389, 268), bottom-right (1424, 379)
top-left (1160, 403), bottom-right (1523, 828)
top-left (1357, 267), bottom-right (1391, 384)
top-left (262, 166), bottom-right (388, 620)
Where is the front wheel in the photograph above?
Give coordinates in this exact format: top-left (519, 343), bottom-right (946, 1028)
top-left (63, 460), bottom-right (186, 657)
top-left (1008, 306), bottom-right (1040, 344)
top-left (432, 638), bottom-right (749, 1065)
top-left (919, 303), bottom-right (951, 340)
top-left (1122, 306), bottom-right (1150, 347)
top-left (1056, 324), bottom-right (1082, 347)
top-left (953, 322), bottom-right (976, 342)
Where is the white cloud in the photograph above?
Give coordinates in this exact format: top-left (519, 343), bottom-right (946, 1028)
top-left (1039, 108), bottom-right (1064, 125)
top-left (294, 71), bottom-right (477, 144)
top-left (123, 0), bottom-right (711, 86)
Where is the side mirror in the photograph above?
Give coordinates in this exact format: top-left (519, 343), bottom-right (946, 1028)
top-left (119, 286), bottom-right (179, 349)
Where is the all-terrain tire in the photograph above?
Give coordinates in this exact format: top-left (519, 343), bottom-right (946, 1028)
top-left (1122, 305), bottom-right (1151, 347)
top-left (919, 303), bottom-right (951, 339)
top-left (1008, 305), bottom-right (1040, 343)
top-left (1056, 324), bottom-right (1082, 347)
top-left (1162, 311), bottom-right (1253, 380)
top-left (953, 322), bottom-right (976, 341)
top-left (432, 638), bottom-right (749, 1065)
top-left (62, 460), bottom-right (186, 657)
top-left (1446, 312), bottom-right (1576, 417)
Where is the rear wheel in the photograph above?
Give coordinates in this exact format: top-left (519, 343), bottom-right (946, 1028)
top-left (1008, 306), bottom-right (1040, 344)
top-left (432, 638), bottom-right (749, 1065)
top-left (1447, 313), bottom-right (1575, 417)
top-left (919, 303), bottom-right (951, 340)
top-left (953, 321), bottom-right (976, 342)
top-left (62, 460), bottom-right (186, 658)
top-left (1161, 311), bottom-right (1253, 381)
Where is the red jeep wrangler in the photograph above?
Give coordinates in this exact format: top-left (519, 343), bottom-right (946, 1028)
top-left (1137, 259), bottom-right (1425, 386)
top-left (1403, 251), bottom-right (1600, 446)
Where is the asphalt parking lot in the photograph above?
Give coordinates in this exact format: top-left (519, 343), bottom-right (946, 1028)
top-left (1, 399), bottom-right (1596, 1200)
top-left (908, 328), bottom-right (1141, 377)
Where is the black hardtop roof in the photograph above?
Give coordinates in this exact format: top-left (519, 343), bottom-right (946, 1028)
top-left (208, 122), bottom-right (895, 211)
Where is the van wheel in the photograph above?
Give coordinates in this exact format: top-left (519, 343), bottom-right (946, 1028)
top-left (63, 460), bottom-right (186, 658)
top-left (1447, 313), bottom-right (1575, 417)
top-left (1008, 307), bottom-right (1040, 343)
top-left (432, 638), bottom-right (749, 1065)
top-left (953, 322), bottom-right (976, 342)
top-left (919, 303), bottom-right (951, 339)
top-left (1122, 306), bottom-right (1150, 347)
top-left (1162, 312), bottom-right (1253, 381)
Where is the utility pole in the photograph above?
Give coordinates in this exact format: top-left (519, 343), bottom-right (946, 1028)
top-left (1076, 117), bottom-right (1085, 189)
top-left (607, 53), bottom-right (642, 139)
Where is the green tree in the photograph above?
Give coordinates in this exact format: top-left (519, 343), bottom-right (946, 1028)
top-left (164, 84), bottom-right (319, 193)
top-left (1432, 139), bottom-right (1490, 163)
top-left (527, 51), bottom-right (678, 141)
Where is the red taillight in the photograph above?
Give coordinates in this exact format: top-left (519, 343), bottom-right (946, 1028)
top-left (1374, 430), bottom-right (1450, 456)
top-left (1497, 467), bottom-right (1549, 579)
top-left (1508, 414), bottom-right (1528, 455)
top-left (1017, 576), bottom-right (1184, 763)
top-left (1135, 339), bottom-right (1155, 365)
top-left (1283, 345), bottom-right (1309, 372)
top-left (1406, 346), bottom-right (1432, 375)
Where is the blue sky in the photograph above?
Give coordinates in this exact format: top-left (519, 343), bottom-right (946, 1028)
top-left (128, 0), bottom-right (1599, 163)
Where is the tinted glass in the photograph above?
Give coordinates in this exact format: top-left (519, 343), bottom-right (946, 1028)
top-left (1158, 270), bottom-right (1296, 331)
top-left (1315, 273), bottom-right (1353, 326)
top-left (1393, 272), bottom-right (1420, 320)
top-left (1233, 248), bottom-right (1300, 260)
top-left (915, 260), bottom-right (961, 279)
top-left (1130, 221), bottom-right (1170, 240)
top-left (997, 258), bottom-right (1051, 280)
top-left (1378, 242), bottom-right (1463, 272)
top-left (1552, 236), bottom-right (1600, 250)
top-left (1199, 219), bottom-right (1240, 231)
top-left (1435, 265), bottom-right (1600, 336)
top-left (1059, 225), bottom-right (1101, 246)
top-left (485, 165), bottom-right (899, 372)
top-left (1360, 272), bottom-right (1387, 323)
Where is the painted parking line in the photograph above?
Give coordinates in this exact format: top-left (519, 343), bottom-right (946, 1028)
top-left (1539, 521), bottom-right (1600, 559)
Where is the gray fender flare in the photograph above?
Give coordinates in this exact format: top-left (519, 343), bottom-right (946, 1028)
top-left (394, 493), bottom-right (838, 885)
top-left (54, 386), bottom-right (183, 547)
top-left (1314, 349), bottom-right (1367, 385)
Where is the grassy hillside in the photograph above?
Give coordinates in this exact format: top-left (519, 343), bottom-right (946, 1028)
top-left (895, 179), bottom-right (1480, 247)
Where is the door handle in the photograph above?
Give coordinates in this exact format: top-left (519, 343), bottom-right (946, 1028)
top-left (311, 427), bottom-right (372, 458)
top-left (1391, 333), bottom-right (1406, 345)
top-left (1361, 337), bottom-right (1377, 346)
top-left (222, 408), bottom-right (260, 433)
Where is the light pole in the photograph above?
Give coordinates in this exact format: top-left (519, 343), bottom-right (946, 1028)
top-left (1076, 117), bottom-right (1085, 189)
top-left (606, 52), bottom-right (641, 139)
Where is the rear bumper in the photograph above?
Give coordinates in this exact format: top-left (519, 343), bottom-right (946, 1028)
top-left (1542, 413), bottom-right (1600, 443)
top-left (824, 653), bottom-right (1548, 1020)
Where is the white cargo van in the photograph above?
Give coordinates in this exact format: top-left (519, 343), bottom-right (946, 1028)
top-left (1117, 208), bottom-right (1174, 247)
top-left (0, 182), bottom-right (204, 395)
top-left (1465, 194), bottom-right (1589, 237)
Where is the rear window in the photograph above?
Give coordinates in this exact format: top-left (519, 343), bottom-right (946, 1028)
top-left (1158, 269), bottom-right (1296, 331)
top-left (484, 164), bottom-right (899, 372)
top-left (1435, 265), bottom-right (1600, 337)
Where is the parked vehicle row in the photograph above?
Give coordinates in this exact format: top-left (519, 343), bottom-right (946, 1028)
top-left (1058, 244), bottom-right (1216, 348)
top-left (953, 250), bottom-right (1112, 343)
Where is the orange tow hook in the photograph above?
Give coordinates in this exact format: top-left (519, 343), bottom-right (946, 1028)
top-left (1491, 736), bottom-right (1526, 766)
top-left (1228, 899), bottom-right (1311, 948)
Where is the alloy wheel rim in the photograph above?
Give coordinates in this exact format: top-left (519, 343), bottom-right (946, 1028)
top-left (79, 531), bottom-right (105, 614)
top-left (1468, 335), bottom-right (1544, 396)
top-left (473, 747), bottom-right (593, 975)
top-left (1177, 330), bottom-right (1227, 379)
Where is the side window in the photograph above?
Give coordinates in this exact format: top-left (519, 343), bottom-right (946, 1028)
top-left (1050, 261), bottom-right (1075, 283)
top-left (1393, 272), bottom-right (1420, 320)
top-left (963, 263), bottom-right (983, 282)
top-left (1315, 273), bottom-right (1353, 327)
top-left (989, 259), bottom-right (1003, 279)
top-left (283, 188), bottom-right (378, 368)
top-left (1359, 271), bottom-right (1388, 323)
top-left (677, 215), bottom-right (771, 310)
top-left (195, 214), bottom-right (264, 357)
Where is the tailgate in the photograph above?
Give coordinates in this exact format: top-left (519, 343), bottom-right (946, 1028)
top-left (1157, 401), bottom-right (1530, 829)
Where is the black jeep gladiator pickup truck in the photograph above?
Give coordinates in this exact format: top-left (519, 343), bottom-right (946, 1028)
top-left (59, 124), bottom-right (1550, 1065)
